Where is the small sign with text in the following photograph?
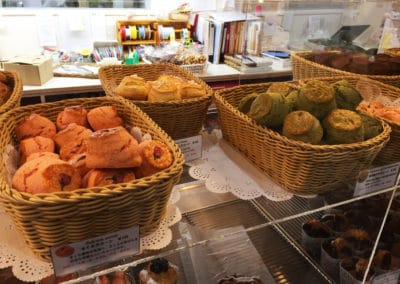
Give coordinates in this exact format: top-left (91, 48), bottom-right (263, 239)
top-left (175, 135), bottom-right (202, 162)
top-left (51, 226), bottom-right (140, 276)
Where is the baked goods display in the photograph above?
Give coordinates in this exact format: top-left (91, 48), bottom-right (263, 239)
top-left (114, 74), bottom-right (207, 102)
top-left (340, 257), bottom-right (375, 282)
top-left (306, 51), bottom-right (400, 76)
top-left (138, 257), bottom-right (178, 284)
top-left (10, 105), bottom-right (174, 194)
top-left (239, 78), bottom-right (384, 145)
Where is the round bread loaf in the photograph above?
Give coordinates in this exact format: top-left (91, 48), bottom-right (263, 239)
top-left (87, 106), bottom-right (123, 131)
top-left (332, 80), bottom-right (363, 111)
top-left (56, 105), bottom-right (89, 130)
top-left (115, 75), bottom-right (149, 100)
top-left (237, 93), bottom-right (259, 114)
top-left (15, 114), bottom-right (57, 141)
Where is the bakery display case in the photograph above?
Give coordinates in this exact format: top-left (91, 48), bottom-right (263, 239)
top-left (1, 2), bottom-right (400, 284)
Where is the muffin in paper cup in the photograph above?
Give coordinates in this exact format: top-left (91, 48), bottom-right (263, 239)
top-left (320, 212), bottom-right (350, 237)
top-left (301, 219), bottom-right (331, 260)
top-left (343, 229), bottom-right (373, 257)
top-left (340, 257), bottom-right (375, 284)
top-left (320, 237), bottom-right (353, 282)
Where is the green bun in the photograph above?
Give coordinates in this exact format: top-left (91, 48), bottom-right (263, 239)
top-left (248, 92), bottom-right (290, 129)
top-left (332, 80), bottom-right (363, 110)
top-left (323, 109), bottom-right (364, 144)
top-left (282, 110), bottom-right (323, 144)
top-left (238, 93), bottom-right (259, 114)
top-left (359, 113), bottom-right (383, 140)
top-left (296, 80), bottom-right (337, 119)
top-left (267, 82), bottom-right (292, 96)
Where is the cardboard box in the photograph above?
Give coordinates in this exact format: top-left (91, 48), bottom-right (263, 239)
top-left (4, 55), bottom-right (53, 86)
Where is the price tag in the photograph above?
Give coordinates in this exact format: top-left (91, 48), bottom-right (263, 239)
top-left (51, 226), bottom-right (140, 277)
top-left (175, 135), bottom-right (202, 162)
top-left (354, 162), bottom-right (400, 197)
top-left (372, 269), bottom-right (400, 284)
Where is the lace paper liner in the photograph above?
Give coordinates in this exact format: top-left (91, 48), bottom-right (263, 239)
top-left (187, 130), bottom-right (293, 202)
top-left (0, 189), bottom-right (182, 283)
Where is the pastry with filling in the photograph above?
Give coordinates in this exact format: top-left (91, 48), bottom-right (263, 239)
top-left (296, 80), bottom-right (337, 119)
top-left (148, 79), bottom-right (179, 102)
top-left (56, 105), bottom-right (89, 130)
top-left (19, 136), bottom-right (55, 165)
top-left (238, 93), bottom-right (259, 114)
top-left (178, 80), bottom-right (206, 99)
top-left (248, 92), bottom-right (290, 129)
top-left (12, 154), bottom-right (81, 194)
top-left (115, 74), bottom-right (150, 100)
top-left (139, 257), bottom-right (178, 284)
top-left (15, 114), bottom-right (57, 141)
top-left (282, 110), bottom-right (323, 144)
top-left (323, 109), bottom-right (364, 144)
top-left (86, 126), bottom-right (142, 169)
top-left (82, 168), bottom-right (135, 187)
top-left (87, 106), bottom-right (123, 131)
top-left (331, 80), bottom-right (363, 111)
top-left (136, 140), bottom-right (173, 177)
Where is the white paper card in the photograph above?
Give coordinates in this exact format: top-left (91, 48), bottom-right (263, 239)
top-left (37, 15), bottom-right (57, 46)
top-left (354, 162), bottom-right (400, 197)
top-left (175, 135), bottom-right (202, 162)
top-left (51, 226), bottom-right (140, 276)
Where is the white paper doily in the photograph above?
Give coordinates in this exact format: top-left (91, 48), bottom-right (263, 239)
top-left (187, 130), bottom-right (293, 202)
top-left (0, 188), bottom-right (182, 283)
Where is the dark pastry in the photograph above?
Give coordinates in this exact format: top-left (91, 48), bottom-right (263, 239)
top-left (139, 257), bottom-right (178, 284)
top-left (302, 219), bottom-right (331, 238)
top-left (341, 257), bottom-right (374, 281)
top-left (343, 229), bottom-right (372, 252)
top-left (320, 213), bottom-right (350, 233)
top-left (238, 93), bottom-right (259, 114)
top-left (322, 237), bottom-right (352, 259)
top-left (331, 80), bottom-right (363, 111)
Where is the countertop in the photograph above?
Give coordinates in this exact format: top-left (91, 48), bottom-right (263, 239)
top-left (22, 63), bottom-right (292, 98)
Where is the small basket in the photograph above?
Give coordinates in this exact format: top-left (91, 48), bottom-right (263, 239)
top-left (180, 62), bottom-right (208, 74)
top-left (99, 63), bottom-right (213, 140)
top-left (296, 76), bottom-right (400, 166)
top-left (291, 51), bottom-right (400, 88)
top-left (0, 70), bottom-right (22, 115)
top-left (0, 96), bottom-right (184, 262)
top-left (213, 77), bottom-right (391, 195)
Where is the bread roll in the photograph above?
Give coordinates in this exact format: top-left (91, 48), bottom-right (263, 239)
top-left (54, 123), bottom-right (92, 160)
top-left (15, 114), bottom-right (57, 141)
top-left (86, 126), bottom-right (142, 169)
top-left (56, 106), bottom-right (89, 130)
top-left (148, 80), bottom-right (179, 102)
top-left (237, 93), bottom-right (259, 114)
top-left (331, 80), bottom-right (363, 111)
top-left (178, 81), bottom-right (206, 99)
top-left (87, 106), bottom-right (123, 131)
top-left (115, 75), bottom-right (149, 100)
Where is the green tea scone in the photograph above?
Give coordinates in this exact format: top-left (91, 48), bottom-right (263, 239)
top-left (323, 109), bottom-right (364, 144)
top-left (297, 80), bottom-right (337, 119)
top-left (285, 90), bottom-right (299, 111)
top-left (238, 93), bottom-right (259, 114)
top-left (267, 82), bottom-right (292, 96)
top-left (359, 113), bottom-right (383, 140)
top-left (282, 110), bottom-right (323, 144)
top-left (248, 92), bottom-right (290, 128)
top-left (332, 80), bottom-right (363, 110)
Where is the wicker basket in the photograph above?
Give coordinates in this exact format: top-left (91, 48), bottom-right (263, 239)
top-left (0, 70), bottom-right (22, 115)
top-left (296, 76), bottom-right (400, 166)
top-left (98, 62), bottom-right (213, 140)
top-left (0, 96), bottom-right (184, 262)
top-left (214, 78), bottom-right (391, 195)
top-left (291, 51), bottom-right (400, 88)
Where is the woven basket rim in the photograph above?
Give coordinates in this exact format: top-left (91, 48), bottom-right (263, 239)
top-left (214, 80), bottom-right (392, 151)
top-left (0, 96), bottom-right (184, 205)
top-left (0, 70), bottom-right (22, 114)
top-left (98, 62), bottom-right (213, 101)
top-left (291, 51), bottom-right (400, 80)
